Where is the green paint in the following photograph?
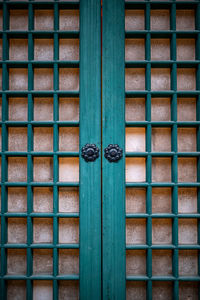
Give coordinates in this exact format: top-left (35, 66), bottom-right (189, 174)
top-left (102, 0), bottom-right (126, 299)
top-left (79, 0), bottom-right (101, 299)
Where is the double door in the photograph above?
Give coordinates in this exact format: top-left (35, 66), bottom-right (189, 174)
top-left (1, 0), bottom-right (200, 299)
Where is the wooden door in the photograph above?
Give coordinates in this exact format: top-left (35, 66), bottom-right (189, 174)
top-left (1, 0), bottom-right (200, 299)
top-left (0, 1), bottom-right (101, 299)
top-left (102, 0), bottom-right (200, 299)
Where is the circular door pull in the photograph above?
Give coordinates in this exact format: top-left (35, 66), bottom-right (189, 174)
top-left (81, 144), bottom-right (99, 162)
top-left (104, 144), bottom-right (123, 162)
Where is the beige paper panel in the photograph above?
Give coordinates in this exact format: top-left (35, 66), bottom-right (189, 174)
top-left (10, 10), bottom-right (28, 30)
top-left (177, 98), bottom-right (196, 121)
top-left (179, 250), bottom-right (198, 276)
top-left (152, 188), bottom-right (171, 213)
top-left (176, 39), bottom-right (195, 61)
top-left (9, 68), bottom-right (28, 90)
top-left (126, 158), bottom-right (146, 182)
top-left (178, 157), bottom-right (197, 182)
top-left (59, 68), bottom-right (79, 90)
top-left (8, 157), bottom-right (27, 182)
top-left (126, 98), bottom-right (145, 121)
top-left (34, 127), bottom-right (53, 152)
top-left (8, 127), bottom-right (27, 152)
top-left (7, 249), bottom-right (26, 275)
top-left (152, 250), bottom-right (172, 275)
top-left (59, 249), bottom-right (79, 274)
top-left (179, 282), bottom-right (198, 300)
top-left (59, 10), bottom-right (79, 31)
top-left (34, 98), bottom-right (53, 121)
top-left (151, 68), bottom-right (170, 91)
top-left (59, 98), bottom-right (79, 121)
top-left (7, 281), bottom-right (26, 300)
top-left (126, 282), bottom-right (146, 300)
top-left (126, 250), bottom-right (146, 275)
top-left (152, 282), bottom-right (172, 300)
top-left (125, 39), bottom-right (145, 61)
top-left (33, 281), bottom-right (53, 300)
top-left (34, 68), bottom-right (54, 90)
top-left (126, 128), bottom-right (146, 152)
top-left (125, 10), bottom-right (144, 31)
top-left (152, 219), bottom-right (172, 244)
top-left (151, 39), bottom-right (170, 61)
top-left (178, 128), bottom-right (196, 152)
top-left (59, 39), bottom-right (79, 61)
top-left (152, 158), bottom-right (171, 182)
top-left (9, 39), bottom-right (28, 61)
top-left (176, 10), bottom-right (195, 30)
top-left (150, 10), bottom-right (170, 30)
top-left (33, 187), bottom-right (53, 213)
top-left (59, 157), bottom-right (79, 182)
top-left (177, 68), bottom-right (196, 90)
top-left (125, 68), bottom-right (145, 90)
top-left (33, 249), bottom-right (53, 274)
top-left (126, 188), bottom-right (146, 214)
top-left (59, 127), bottom-right (79, 152)
top-left (126, 219), bottom-right (146, 244)
top-left (9, 98), bottom-right (28, 121)
top-left (34, 39), bottom-right (54, 61)
top-left (59, 187), bottom-right (79, 213)
top-left (178, 219), bottom-right (197, 244)
top-left (152, 128), bottom-right (171, 152)
top-left (34, 10), bottom-right (54, 30)
top-left (33, 157), bottom-right (53, 182)
top-left (59, 281), bottom-right (79, 300)
top-left (7, 218), bottom-right (27, 244)
top-left (151, 98), bottom-right (171, 121)
top-left (59, 218), bottom-right (79, 244)
top-left (33, 218), bottom-right (53, 243)
top-left (8, 187), bottom-right (27, 212)
top-left (178, 188), bottom-right (197, 214)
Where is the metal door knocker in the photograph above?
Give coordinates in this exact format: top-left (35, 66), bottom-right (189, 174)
top-left (104, 144), bottom-right (123, 162)
top-left (81, 144), bottom-right (99, 162)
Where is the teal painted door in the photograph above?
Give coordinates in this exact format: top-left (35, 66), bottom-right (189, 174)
top-left (0, 1), bottom-right (102, 299)
top-left (102, 1), bottom-right (200, 299)
top-left (1, 0), bottom-right (200, 300)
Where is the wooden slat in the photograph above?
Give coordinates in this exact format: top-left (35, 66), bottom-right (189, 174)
top-left (102, 0), bottom-right (126, 299)
top-left (79, 0), bottom-right (101, 299)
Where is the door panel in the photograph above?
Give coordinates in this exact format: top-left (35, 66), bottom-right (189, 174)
top-left (102, 0), bottom-right (126, 299)
top-left (0, 1), bottom-right (87, 299)
top-left (124, 1), bottom-right (200, 299)
top-left (79, 0), bottom-right (101, 299)
top-left (1, 1), bottom-right (102, 299)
